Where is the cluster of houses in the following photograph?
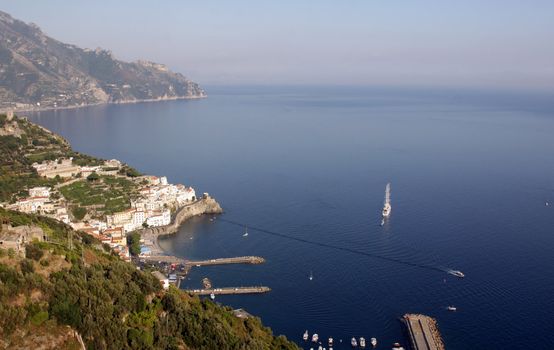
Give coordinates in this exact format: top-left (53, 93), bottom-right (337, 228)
top-left (7, 186), bottom-right (70, 224)
top-left (3, 157), bottom-right (197, 261)
top-left (32, 157), bottom-right (121, 179)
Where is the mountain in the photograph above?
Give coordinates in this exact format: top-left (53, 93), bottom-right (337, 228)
top-left (0, 11), bottom-right (206, 111)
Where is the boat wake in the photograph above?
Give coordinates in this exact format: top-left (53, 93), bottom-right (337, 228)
top-left (219, 218), bottom-right (449, 274)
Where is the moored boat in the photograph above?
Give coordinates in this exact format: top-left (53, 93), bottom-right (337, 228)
top-left (392, 342), bottom-right (405, 350)
top-left (328, 337), bottom-right (333, 346)
top-left (303, 330), bottom-right (309, 341)
top-left (351, 337), bottom-right (358, 347)
top-left (312, 333), bottom-right (319, 343)
top-left (359, 337), bottom-right (366, 348)
top-left (370, 338), bottom-right (377, 347)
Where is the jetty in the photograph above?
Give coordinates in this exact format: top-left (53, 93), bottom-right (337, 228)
top-left (402, 314), bottom-right (445, 350)
top-left (141, 255), bottom-right (265, 266)
top-left (185, 286), bottom-right (271, 296)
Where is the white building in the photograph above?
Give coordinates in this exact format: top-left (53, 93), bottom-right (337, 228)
top-left (28, 186), bottom-right (51, 198)
top-left (146, 209), bottom-right (171, 227)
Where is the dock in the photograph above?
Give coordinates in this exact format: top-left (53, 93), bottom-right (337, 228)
top-left (186, 256), bottom-right (265, 266)
top-left (402, 314), bottom-right (445, 350)
top-left (185, 286), bottom-right (271, 296)
top-left (141, 255), bottom-right (265, 267)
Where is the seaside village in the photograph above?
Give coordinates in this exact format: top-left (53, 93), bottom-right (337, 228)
top-left (1, 157), bottom-right (196, 261)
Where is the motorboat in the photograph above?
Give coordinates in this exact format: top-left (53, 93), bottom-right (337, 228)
top-left (447, 306), bottom-right (457, 311)
top-left (243, 225), bottom-right (249, 237)
top-left (351, 337), bottom-right (358, 347)
top-left (382, 183), bottom-right (392, 217)
top-left (209, 293), bottom-right (215, 300)
top-left (359, 337), bottom-right (366, 348)
top-left (309, 271), bottom-right (313, 281)
top-left (328, 337), bottom-right (333, 346)
top-left (312, 333), bottom-right (319, 343)
top-left (392, 342), bottom-right (405, 350)
top-left (303, 330), bottom-right (309, 341)
top-left (448, 270), bottom-right (465, 278)
top-left (370, 338), bottom-right (377, 347)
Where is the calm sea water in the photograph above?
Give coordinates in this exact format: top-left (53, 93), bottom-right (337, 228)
top-left (29, 86), bottom-right (554, 349)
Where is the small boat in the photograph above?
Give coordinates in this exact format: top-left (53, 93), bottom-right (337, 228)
top-left (209, 293), bottom-right (215, 300)
top-left (243, 225), bottom-right (249, 237)
top-left (392, 342), bottom-right (405, 350)
top-left (303, 330), bottom-right (309, 341)
top-left (447, 305), bottom-right (457, 311)
top-left (351, 337), bottom-right (358, 347)
top-left (382, 182), bottom-right (392, 217)
top-left (448, 270), bottom-right (465, 278)
top-left (359, 337), bottom-right (366, 348)
top-left (318, 346), bottom-right (323, 350)
top-left (312, 334), bottom-right (319, 343)
top-left (370, 338), bottom-right (377, 347)
top-left (328, 337), bottom-right (333, 346)
top-left (309, 271), bottom-right (313, 281)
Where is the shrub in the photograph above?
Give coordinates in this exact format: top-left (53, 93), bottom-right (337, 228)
top-left (25, 243), bottom-right (44, 261)
top-left (30, 310), bottom-right (49, 326)
top-left (20, 259), bottom-right (35, 274)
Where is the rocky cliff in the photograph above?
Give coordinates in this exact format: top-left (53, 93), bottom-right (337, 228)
top-left (142, 196), bottom-right (223, 237)
top-left (0, 11), bottom-right (206, 111)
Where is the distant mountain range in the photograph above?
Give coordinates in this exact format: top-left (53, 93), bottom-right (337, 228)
top-left (0, 11), bottom-right (206, 111)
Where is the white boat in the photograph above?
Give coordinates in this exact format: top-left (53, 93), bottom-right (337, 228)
top-left (351, 337), bottom-right (358, 347)
top-left (312, 333), bottom-right (319, 343)
top-left (318, 346), bottom-right (323, 350)
top-left (392, 342), bottom-right (405, 350)
top-left (303, 330), bottom-right (309, 341)
top-left (447, 305), bottom-right (457, 311)
top-left (309, 271), bottom-right (313, 281)
top-left (382, 183), bottom-right (392, 217)
top-left (209, 293), bottom-right (215, 300)
top-left (448, 269), bottom-right (465, 278)
top-left (243, 225), bottom-right (249, 237)
top-left (359, 337), bottom-right (366, 348)
top-left (328, 337), bottom-right (333, 346)
top-left (370, 338), bottom-right (377, 347)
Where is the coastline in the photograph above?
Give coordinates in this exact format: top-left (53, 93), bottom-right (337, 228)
top-left (140, 195), bottom-right (223, 257)
top-left (7, 94), bottom-right (207, 114)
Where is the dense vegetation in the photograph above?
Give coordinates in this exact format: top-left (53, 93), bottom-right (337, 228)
top-left (0, 114), bottom-right (102, 203)
top-left (0, 208), bottom-right (298, 349)
top-left (59, 174), bottom-right (139, 217)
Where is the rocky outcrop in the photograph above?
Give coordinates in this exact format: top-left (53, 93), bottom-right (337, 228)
top-left (142, 196), bottom-right (223, 237)
top-left (0, 10), bottom-right (206, 112)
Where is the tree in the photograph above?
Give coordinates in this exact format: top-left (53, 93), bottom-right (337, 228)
top-left (128, 232), bottom-right (141, 256)
top-left (25, 243), bottom-right (44, 261)
top-left (87, 172), bottom-right (100, 182)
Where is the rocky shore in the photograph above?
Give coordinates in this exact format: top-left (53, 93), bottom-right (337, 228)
top-left (140, 195), bottom-right (223, 256)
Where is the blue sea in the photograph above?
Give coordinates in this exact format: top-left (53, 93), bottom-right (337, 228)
top-left (28, 86), bottom-right (554, 349)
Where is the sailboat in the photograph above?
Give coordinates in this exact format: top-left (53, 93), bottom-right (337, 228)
top-left (382, 183), bottom-right (392, 217)
top-left (243, 225), bottom-right (249, 237)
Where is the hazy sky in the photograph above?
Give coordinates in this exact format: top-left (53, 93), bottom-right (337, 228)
top-left (1, 1), bottom-right (553, 90)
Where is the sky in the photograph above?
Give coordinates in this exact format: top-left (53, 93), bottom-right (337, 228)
top-left (1, 1), bottom-right (553, 90)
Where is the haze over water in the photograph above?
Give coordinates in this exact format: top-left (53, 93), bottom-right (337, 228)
top-left (29, 86), bottom-right (554, 349)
